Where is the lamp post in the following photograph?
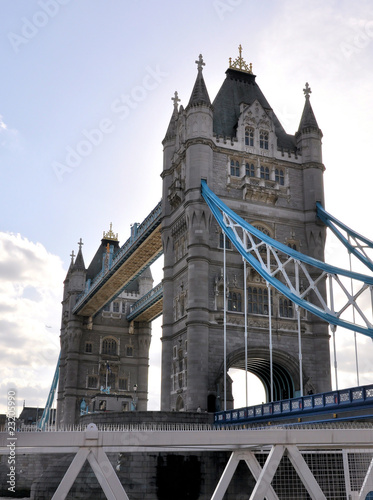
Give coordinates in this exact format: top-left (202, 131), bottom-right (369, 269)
top-left (131, 384), bottom-right (138, 411)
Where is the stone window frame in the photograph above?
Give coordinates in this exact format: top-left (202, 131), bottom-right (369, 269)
top-left (87, 375), bottom-right (98, 389)
top-left (119, 377), bottom-right (129, 391)
top-left (259, 129), bottom-right (269, 150)
top-left (260, 165), bottom-right (270, 180)
top-left (85, 342), bottom-right (93, 354)
top-left (228, 291), bottom-right (242, 312)
top-left (279, 297), bottom-right (294, 318)
top-left (275, 168), bottom-right (285, 185)
top-left (230, 159), bottom-right (240, 177)
top-left (247, 285), bottom-right (273, 316)
top-left (101, 336), bottom-right (118, 355)
top-left (245, 126), bottom-right (254, 147)
top-left (245, 162), bottom-right (256, 177)
top-left (219, 231), bottom-right (232, 250)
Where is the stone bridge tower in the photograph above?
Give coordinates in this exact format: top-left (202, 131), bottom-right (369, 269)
top-left (161, 48), bottom-right (330, 412)
top-left (56, 229), bottom-right (153, 426)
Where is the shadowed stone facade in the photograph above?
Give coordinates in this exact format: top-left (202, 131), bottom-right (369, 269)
top-left (160, 50), bottom-right (331, 412)
top-left (56, 233), bottom-right (154, 426)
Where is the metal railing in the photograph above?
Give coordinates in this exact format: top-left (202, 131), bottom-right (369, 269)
top-left (215, 383), bottom-right (373, 426)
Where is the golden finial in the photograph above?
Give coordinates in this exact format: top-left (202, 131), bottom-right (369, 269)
top-left (229, 45), bottom-right (253, 74)
top-left (103, 222), bottom-right (118, 241)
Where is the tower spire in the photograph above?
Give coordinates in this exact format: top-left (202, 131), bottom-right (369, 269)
top-left (298, 82), bottom-right (320, 132)
top-left (187, 53), bottom-right (211, 108)
top-left (73, 238), bottom-right (85, 271)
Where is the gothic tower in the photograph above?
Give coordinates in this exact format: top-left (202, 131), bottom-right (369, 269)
top-left (161, 48), bottom-right (330, 412)
top-left (56, 227), bottom-right (153, 426)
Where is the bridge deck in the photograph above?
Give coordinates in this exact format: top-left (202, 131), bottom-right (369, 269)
top-left (73, 202), bottom-right (162, 317)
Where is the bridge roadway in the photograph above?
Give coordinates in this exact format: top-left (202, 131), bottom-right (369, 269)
top-left (73, 201), bottom-right (163, 319)
top-left (2, 423), bottom-right (373, 499)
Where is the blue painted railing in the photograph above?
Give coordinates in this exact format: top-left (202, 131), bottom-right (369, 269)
top-left (73, 201), bottom-right (162, 313)
top-left (127, 282), bottom-right (163, 321)
top-left (214, 384), bottom-right (373, 426)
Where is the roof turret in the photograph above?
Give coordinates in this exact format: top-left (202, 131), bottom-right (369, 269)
top-left (163, 91), bottom-right (180, 143)
top-left (297, 83), bottom-right (321, 132)
top-left (72, 238), bottom-right (85, 271)
top-left (187, 54), bottom-right (211, 108)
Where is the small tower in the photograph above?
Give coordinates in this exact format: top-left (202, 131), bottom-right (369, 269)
top-left (57, 225), bottom-right (154, 426)
top-left (57, 240), bottom-right (86, 426)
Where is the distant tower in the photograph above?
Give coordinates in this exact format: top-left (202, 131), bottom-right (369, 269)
top-left (56, 226), bottom-right (153, 426)
top-left (161, 47), bottom-right (330, 412)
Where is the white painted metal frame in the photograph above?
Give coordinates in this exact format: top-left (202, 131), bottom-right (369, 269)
top-left (2, 424), bottom-right (373, 500)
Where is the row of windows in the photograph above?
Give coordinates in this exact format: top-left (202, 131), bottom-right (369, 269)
top-left (103, 301), bottom-right (126, 314)
top-left (227, 290), bottom-right (294, 318)
top-left (230, 160), bottom-right (285, 185)
top-left (244, 128), bottom-right (269, 150)
top-left (85, 339), bottom-right (133, 357)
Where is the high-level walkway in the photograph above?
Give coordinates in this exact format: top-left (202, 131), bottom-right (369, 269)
top-left (73, 201), bottom-right (163, 318)
top-left (2, 423), bottom-right (373, 499)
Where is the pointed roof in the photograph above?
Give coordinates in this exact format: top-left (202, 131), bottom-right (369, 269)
top-left (297, 83), bottom-right (320, 132)
top-left (212, 68), bottom-right (296, 149)
top-left (66, 249), bottom-right (75, 273)
top-left (73, 247), bottom-right (85, 271)
top-left (187, 54), bottom-right (211, 108)
top-left (163, 91), bottom-right (180, 143)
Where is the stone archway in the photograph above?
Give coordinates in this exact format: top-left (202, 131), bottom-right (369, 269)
top-left (176, 395), bottom-right (184, 411)
top-left (226, 347), bottom-right (302, 403)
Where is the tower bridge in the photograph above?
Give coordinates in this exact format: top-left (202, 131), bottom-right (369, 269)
top-left (15, 47), bottom-right (373, 499)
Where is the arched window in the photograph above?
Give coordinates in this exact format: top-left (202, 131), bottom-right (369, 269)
top-left (275, 168), bottom-right (285, 185)
top-left (260, 130), bottom-right (269, 150)
top-left (260, 166), bottom-right (270, 180)
top-left (219, 232), bottom-right (231, 250)
top-left (247, 287), bottom-right (272, 315)
top-left (87, 376), bottom-right (98, 389)
top-left (245, 127), bottom-right (254, 146)
top-left (230, 159), bottom-right (240, 177)
top-left (102, 338), bottom-right (117, 355)
top-left (279, 297), bottom-right (294, 318)
top-left (245, 162), bottom-right (255, 177)
top-left (228, 292), bottom-right (242, 312)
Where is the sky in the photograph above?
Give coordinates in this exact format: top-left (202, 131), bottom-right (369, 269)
top-left (1, 0), bottom-right (373, 415)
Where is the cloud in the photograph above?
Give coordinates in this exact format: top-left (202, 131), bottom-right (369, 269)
top-left (0, 115), bottom-right (7, 131)
top-left (0, 114), bottom-right (20, 150)
top-left (0, 232), bottom-right (66, 415)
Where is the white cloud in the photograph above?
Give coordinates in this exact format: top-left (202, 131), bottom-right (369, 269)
top-left (0, 232), bottom-right (65, 415)
top-left (0, 115), bottom-right (7, 131)
top-left (0, 114), bottom-right (20, 150)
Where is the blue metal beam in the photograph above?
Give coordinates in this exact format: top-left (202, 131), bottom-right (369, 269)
top-left (201, 180), bottom-right (373, 338)
top-left (316, 201), bottom-right (373, 272)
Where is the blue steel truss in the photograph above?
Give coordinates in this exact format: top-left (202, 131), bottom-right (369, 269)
top-left (316, 202), bottom-right (373, 273)
top-left (201, 180), bottom-right (373, 338)
top-left (37, 353), bottom-right (60, 430)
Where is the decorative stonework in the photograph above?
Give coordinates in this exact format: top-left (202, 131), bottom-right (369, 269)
top-left (229, 44), bottom-right (253, 74)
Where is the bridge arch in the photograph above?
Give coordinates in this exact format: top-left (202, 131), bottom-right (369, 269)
top-left (225, 347), bottom-right (301, 403)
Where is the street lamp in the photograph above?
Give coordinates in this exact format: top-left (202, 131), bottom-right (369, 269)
top-left (131, 384), bottom-right (138, 411)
